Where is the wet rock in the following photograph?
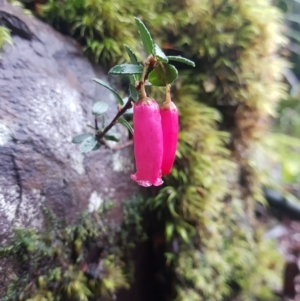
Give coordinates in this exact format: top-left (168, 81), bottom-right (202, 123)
top-left (0, 2), bottom-right (137, 293)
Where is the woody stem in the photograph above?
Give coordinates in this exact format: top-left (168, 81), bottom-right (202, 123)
top-left (95, 97), bottom-right (133, 142)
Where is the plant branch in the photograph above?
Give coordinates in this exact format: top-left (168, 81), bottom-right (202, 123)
top-left (135, 55), bottom-right (157, 92)
top-left (95, 98), bottom-right (133, 142)
top-left (95, 55), bottom-right (157, 145)
top-left (103, 139), bottom-right (133, 151)
top-left (112, 140), bottom-right (133, 150)
top-left (94, 116), bottom-right (99, 131)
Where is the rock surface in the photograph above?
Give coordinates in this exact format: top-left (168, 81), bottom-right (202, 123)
top-left (0, 2), bottom-right (137, 294)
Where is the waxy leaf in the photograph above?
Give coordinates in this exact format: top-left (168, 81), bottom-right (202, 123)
top-left (92, 78), bottom-right (123, 105)
top-left (154, 44), bottom-right (168, 63)
top-left (167, 56), bottom-right (195, 67)
top-left (80, 136), bottom-right (98, 153)
top-left (108, 64), bottom-right (143, 75)
top-left (72, 133), bottom-right (92, 144)
top-left (104, 135), bottom-right (120, 142)
top-left (134, 17), bottom-right (154, 56)
top-left (92, 142), bottom-right (101, 151)
top-left (92, 101), bottom-right (108, 115)
top-left (129, 84), bottom-right (139, 101)
top-left (124, 44), bottom-right (140, 84)
top-left (148, 63), bottom-right (178, 86)
top-left (124, 44), bottom-right (139, 64)
top-left (118, 117), bottom-right (133, 134)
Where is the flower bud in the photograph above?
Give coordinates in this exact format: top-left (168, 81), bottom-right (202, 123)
top-left (131, 97), bottom-right (163, 187)
top-left (160, 100), bottom-right (178, 176)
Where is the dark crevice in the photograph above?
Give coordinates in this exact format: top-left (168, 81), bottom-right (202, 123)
top-left (0, 11), bottom-right (33, 40)
top-left (11, 154), bottom-right (23, 225)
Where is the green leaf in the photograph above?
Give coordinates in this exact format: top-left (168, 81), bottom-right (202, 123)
top-left (92, 78), bottom-right (123, 105)
top-left (165, 223), bottom-right (174, 241)
top-left (154, 44), bottom-right (168, 63)
top-left (176, 226), bottom-right (189, 243)
top-left (104, 135), bottom-right (119, 142)
top-left (92, 142), bottom-right (101, 151)
top-left (108, 64), bottom-right (143, 75)
top-left (124, 44), bottom-right (139, 64)
top-left (167, 56), bottom-right (195, 67)
top-left (134, 17), bottom-right (154, 56)
top-left (148, 63), bottom-right (178, 86)
top-left (129, 84), bottom-right (139, 101)
top-left (92, 101), bottom-right (108, 115)
top-left (101, 114), bottom-right (106, 129)
top-left (72, 133), bottom-right (92, 144)
top-left (124, 45), bottom-right (140, 84)
top-left (80, 136), bottom-right (98, 153)
top-left (118, 117), bottom-right (133, 134)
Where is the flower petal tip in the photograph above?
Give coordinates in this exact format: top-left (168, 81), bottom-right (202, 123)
top-left (131, 173), bottom-right (163, 187)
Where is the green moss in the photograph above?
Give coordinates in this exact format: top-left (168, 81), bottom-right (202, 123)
top-left (0, 197), bottom-right (145, 301)
top-left (146, 1), bottom-right (287, 300)
top-left (5, 0), bottom-right (288, 300)
top-left (38, 0), bottom-right (169, 65)
top-left (0, 26), bottom-right (12, 57)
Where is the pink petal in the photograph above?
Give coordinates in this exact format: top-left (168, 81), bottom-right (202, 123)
top-left (131, 98), bottom-right (163, 187)
top-left (160, 101), bottom-right (178, 176)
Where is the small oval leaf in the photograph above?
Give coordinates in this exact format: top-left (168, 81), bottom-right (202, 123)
top-left (148, 63), bottom-right (178, 86)
top-left (118, 117), bottom-right (133, 134)
top-left (129, 84), bottom-right (139, 101)
top-left (129, 74), bottom-right (137, 85)
top-left (72, 133), bottom-right (92, 144)
top-left (124, 44), bottom-right (139, 64)
top-left (92, 78), bottom-right (123, 105)
top-left (167, 56), bottom-right (195, 67)
top-left (104, 135), bottom-right (119, 142)
top-left (154, 44), bottom-right (168, 63)
top-left (123, 44), bottom-right (142, 84)
top-left (80, 136), bottom-right (98, 153)
top-left (92, 142), bottom-right (101, 151)
top-left (134, 17), bottom-right (154, 56)
top-left (109, 64), bottom-right (143, 75)
top-left (92, 101), bottom-right (108, 115)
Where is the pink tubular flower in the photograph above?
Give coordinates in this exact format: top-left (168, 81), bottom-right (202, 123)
top-left (131, 97), bottom-right (163, 187)
top-left (160, 100), bottom-right (178, 176)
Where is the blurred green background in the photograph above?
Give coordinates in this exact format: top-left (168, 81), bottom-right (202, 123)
top-left (1, 0), bottom-right (300, 300)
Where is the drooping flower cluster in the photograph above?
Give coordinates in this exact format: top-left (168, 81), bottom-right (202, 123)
top-left (160, 95), bottom-right (178, 176)
top-left (131, 92), bottom-right (178, 187)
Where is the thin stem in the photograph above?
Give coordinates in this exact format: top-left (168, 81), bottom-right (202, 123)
top-left (95, 97), bottom-right (133, 143)
top-left (112, 140), bottom-right (133, 150)
top-left (135, 54), bottom-right (157, 93)
top-left (103, 139), bottom-right (133, 151)
top-left (140, 81), bottom-right (147, 99)
top-left (139, 55), bottom-right (153, 99)
top-left (165, 84), bottom-right (171, 104)
top-left (94, 55), bottom-right (157, 145)
top-left (94, 116), bottom-right (99, 131)
top-left (101, 114), bottom-right (106, 129)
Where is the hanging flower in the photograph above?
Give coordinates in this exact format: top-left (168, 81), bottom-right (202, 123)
top-left (131, 97), bottom-right (163, 187)
top-left (160, 89), bottom-right (178, 176)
